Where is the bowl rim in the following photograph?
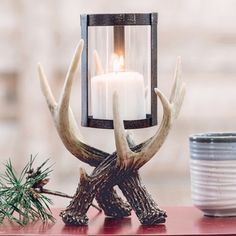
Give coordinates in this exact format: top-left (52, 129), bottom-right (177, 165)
top-left (189, 132), bottom-right (236, 143)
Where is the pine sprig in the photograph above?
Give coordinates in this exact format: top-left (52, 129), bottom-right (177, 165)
top-left (0, 155), bottom-right (55, 225)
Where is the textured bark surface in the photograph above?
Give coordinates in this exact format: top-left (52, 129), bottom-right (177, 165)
top-left (95, 187), bottom-right (132, 218)
top-left (60, 147), bottom-right (167, 226)
top-left (60, 152), bottom-right (124, 225)
top-left (119, 172), bottom-right (167, 225)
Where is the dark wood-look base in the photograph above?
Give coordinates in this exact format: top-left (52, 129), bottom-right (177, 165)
top-left (1, 207), bottom-right (236, 235)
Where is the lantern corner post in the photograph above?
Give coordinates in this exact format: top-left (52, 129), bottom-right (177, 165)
top-left (80, 14), bottom-right (89, 127)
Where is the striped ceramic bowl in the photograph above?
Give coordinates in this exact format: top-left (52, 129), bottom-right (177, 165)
top-left (189, 132), bottom-right (236, 216)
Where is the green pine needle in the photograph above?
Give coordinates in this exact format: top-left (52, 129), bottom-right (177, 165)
top-left (0, 155), bottom-right (55, 225)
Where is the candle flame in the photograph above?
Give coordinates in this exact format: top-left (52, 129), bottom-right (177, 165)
top-left (112, 54), bottom-right (124, 72)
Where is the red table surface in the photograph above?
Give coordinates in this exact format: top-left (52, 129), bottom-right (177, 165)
top-left (0, 207), bottom-right (236, 235)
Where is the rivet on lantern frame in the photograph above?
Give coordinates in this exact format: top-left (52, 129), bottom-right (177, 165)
top-left (80, 13), bottom-right (158, 129)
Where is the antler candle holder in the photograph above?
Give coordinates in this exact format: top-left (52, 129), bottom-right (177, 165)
top-left (37, 13), bottom-right (186, 226)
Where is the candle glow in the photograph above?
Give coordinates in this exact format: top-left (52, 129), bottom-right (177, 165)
top-left (112, 54), bottom-right (125, 72)
top-left (91, 53), bottom-right (146, 120)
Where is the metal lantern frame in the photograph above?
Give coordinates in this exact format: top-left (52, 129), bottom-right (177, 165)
top-left (80, 13), bottom-right (158, 129)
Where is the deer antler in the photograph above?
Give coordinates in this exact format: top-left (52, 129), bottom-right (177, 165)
top-left (37, 40), bottom-right (109, 167)
top-left (93, 50), bottom-right (104, 75)
top-left (113, 57), bottom-right (186, 170)
top-left (38, 41), bottom-right (185, 226)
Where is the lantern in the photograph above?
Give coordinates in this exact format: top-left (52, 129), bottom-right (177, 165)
top-left (80, 13), bottom-right (158, 129)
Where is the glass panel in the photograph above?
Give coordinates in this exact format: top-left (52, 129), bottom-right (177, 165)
top-left (88, 25), bottom-right (151, 120)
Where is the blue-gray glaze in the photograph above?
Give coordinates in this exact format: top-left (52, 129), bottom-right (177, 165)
top-left (189, 132), bottom-right (236, 143)
top-left (189, 133), bottom-right (236, 161)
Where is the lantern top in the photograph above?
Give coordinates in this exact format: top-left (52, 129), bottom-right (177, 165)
top-left (81, 13), bottom-right (158, 26)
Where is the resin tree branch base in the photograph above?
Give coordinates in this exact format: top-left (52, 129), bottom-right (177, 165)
top-left (38, 39), bottom-right (185, 226)
top-left (60, 145), bottom-right (167, 226)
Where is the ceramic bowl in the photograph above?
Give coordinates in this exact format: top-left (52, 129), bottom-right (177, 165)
top-left (189, 132), bottom-right (236, 217)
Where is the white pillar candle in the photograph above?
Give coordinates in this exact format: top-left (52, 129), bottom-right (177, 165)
top-left (91, 71), bottom-right (146, 120)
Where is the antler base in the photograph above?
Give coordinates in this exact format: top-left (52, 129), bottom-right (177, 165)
top-left (60, 152), bottom-right (167, 226)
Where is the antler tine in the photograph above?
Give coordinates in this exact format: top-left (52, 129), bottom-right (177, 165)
top-left (169, 57), bottom-right (185, 120)
top-left (113, 92), bottom-right (135, 169)
top-left (38, 64), bottom-right (57, 114)
top-left (113, 57), bottom-right (186, 170)
top-left (93, 50), bottom-right (104, 75)
top-left (170, 57), bottom-right (182, 103)
top-left (59, 40), bottom-right (84, 111)
top-left (57, 40), bottom-right (84, 137)
top-left (38, 40), bottom-right (109, 167)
